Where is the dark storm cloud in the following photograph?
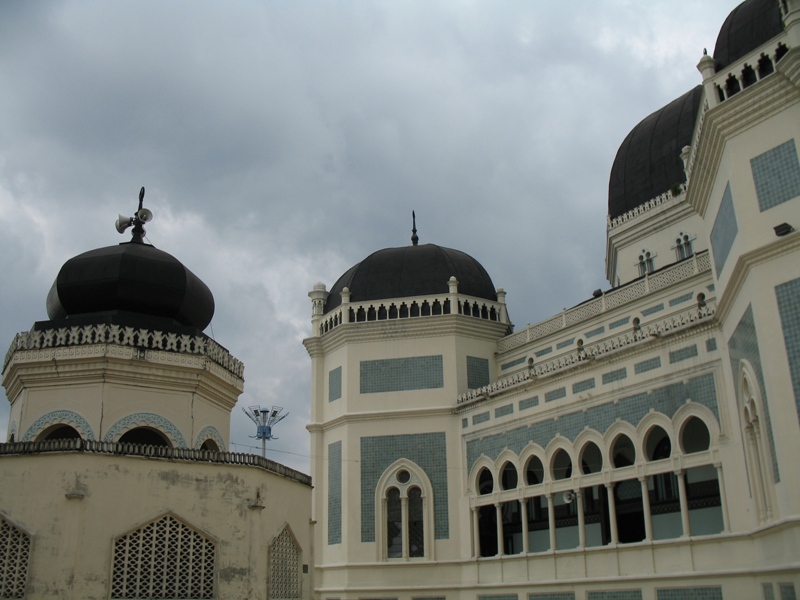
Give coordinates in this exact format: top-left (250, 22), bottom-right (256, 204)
top-left (0, 1), bottom-right (736, 471)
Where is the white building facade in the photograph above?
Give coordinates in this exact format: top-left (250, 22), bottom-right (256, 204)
top-left (305, 1), bottom-right (800, 599)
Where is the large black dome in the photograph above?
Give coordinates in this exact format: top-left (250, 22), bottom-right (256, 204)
top-left (46, 241), bottom-right (215, 331)
top-left (324, 244), bottom-right (497, 314)
top-left (713, 0), bottom-right (784, 71)
top-left (608, 86), bottom-right (702, 219)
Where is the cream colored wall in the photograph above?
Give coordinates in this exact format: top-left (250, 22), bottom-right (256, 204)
top-left (0, 452), bottom-right (312, 600)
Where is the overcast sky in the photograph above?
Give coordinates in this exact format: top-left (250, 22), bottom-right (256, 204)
top-left (0, 1), bottom-right (738, 473)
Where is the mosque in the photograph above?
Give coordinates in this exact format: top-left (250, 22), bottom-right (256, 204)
top-left (2, 0), bottom-right (800, 599)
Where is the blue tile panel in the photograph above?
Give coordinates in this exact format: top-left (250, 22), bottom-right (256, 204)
top-left (728, 305), bottom-right (779, 482)
top-left (669, 344), bottom-right (699, 364)
top-left (609, 316), bottom-right (631, 330)
top-left (414, 597), bottom-right (446, 600)
top-left (556, 338), bottom-right (575, 349)
top-left (751, 139), bottom-right (800, 211)
top-left (706, 338), bottom-right (718, 352)
top-left (780, 583), bottom-right (797, 600)
top-left (467, 356), bottom-right (490, 390)
top-left (328, 441), bottom-right (342, 544)
top-left (710, 183), bottom-right (738, 274)
top-left (587, 592), bottom-right (642, 600)
top-left (585, 325), bottom-right (605, 338)
top-left (545, 387), bottom-right (567, 402)
top-left (535, 347), bottom-right (553, 357)
top-left (462, 418), bottom-right (468, 429)
top-left (573, 378), bottom-right (596, 394)
top-left (473, 412), bottom-right (490, 425)
top-left (360, 355), bottom-right (443, 393)
top-left (495, 404), bottom-right (514, 418)
top-left (361, 433), bottom-right (448, 541)
top-left (466, 373), bottom-right (718, 472)
top-left (776, 277), bottom-right (800, 428)
top-left (603, 367), bottom-right (628, 385)
top-left (479, 596), bottom-right (518, 600)
top-left (764, 584), bottom-right (775, 600)
top-left (669, 292), bottom-right (694, 307)
top-left (502, 357), bottom-right (526, 370)
top-left (642, 303), bottom-right (665, 316)
top-left (519, 396), bottom-right (539, 411)
top-left (707, 284), bottom-right (716, 292)
top-left (635, 356), bottom-right (662, 374)
top-left (529, 594), bottom-right (575, 600)
top-left (656, 588), bottom-right (722, 600)
top-left (329, 367), bottom-right (342, 402)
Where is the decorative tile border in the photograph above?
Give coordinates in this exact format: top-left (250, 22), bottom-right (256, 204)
top-left (103, 412), bottom-right (186, 448)
top-left (22, 410), bottom-right (95, 441)
top-left (194, 425), bottom-right (226, 451)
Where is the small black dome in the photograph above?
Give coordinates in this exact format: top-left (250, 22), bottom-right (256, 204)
top-left (46, 242), bottom-right (215, 330)
top-left (713, 0), bottom-right (783, 71)
top-left (608, 86), bottom-right (702, 219)
top-left (324, 244), bottom-right (497, 314)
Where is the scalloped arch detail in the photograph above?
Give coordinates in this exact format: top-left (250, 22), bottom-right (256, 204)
top-left (194, 425), bottom-right (226, 451)
top-left (22, 410), bottom-right (95, 441)
top-left (103, 413), bottom-right (187, 448)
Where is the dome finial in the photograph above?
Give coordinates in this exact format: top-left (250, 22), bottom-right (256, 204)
top-left (411, 211), bottom-right (419, 246)
top-left (114, 186), bottom-right (154, 244)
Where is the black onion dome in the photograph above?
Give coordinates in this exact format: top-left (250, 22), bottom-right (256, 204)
top-left (324, 243), bottom-right (497, 314)
top-left (46, 242), bottom-right (215, 330)
top-left (608, 86), bottom-right (702, 219)
top-left (713, 0), bottom-right (784, 71)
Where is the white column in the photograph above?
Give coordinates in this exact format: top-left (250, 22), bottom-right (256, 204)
top-left (605, 483), bottom-right (619, 544)
top-left (547, 494), bottom-right (557, 550)
top-left (401, 496), bottom-right (409, 559)
top-left (676, 470), bottom-right (691, 537)
top-left (576, 490), bottom-right (586, 549)
top-left (472, 507), bottom-right (480, 558)
top-left (715, 464), bottom-right (730, 532)
top-left (521, 498), bottom-right (530, 554)
top-left (640, 477), bottom-right (653, 542)
top-left (495, 503), bottom-right (504, 556)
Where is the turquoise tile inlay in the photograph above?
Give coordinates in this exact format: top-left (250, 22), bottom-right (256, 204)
top-left (529, 594), bottom-right (575, 600)
top-left (467, 373), bottom-right (718, 472)
top-left (708, 284), bottom-right (716, 292)
top-left (588, 591), bottom-right (642, 600)
top-left (603, 367), bottom-right (628, 385)
top-left (669, 292), bottom-right (694, 307)
top-left (710, 182), bottom-right (738, 274)
top-left (361, 433), bottom-right (448, 541)
top-left (764, 583), bottom-right (775, 600)
top-left (556, 338), bottom-right (575, 349)
top-left (729, 305), bottom-right (779, 482)
top-left (462, 418), bottom-right (468, 429)
top-left (545, 387), bottom-right (567, 402)
top-left (467, 356), bottom-right (490, 389)
top-left (519, 396), bottom-right (539, 411)
top-left (670, 344), bottom-right (698, 364)
top-left (656, 588), bottom-right (722, 600)
top-left (479, 596), bottom-right (518, 600)
top-left (473, 411), bottom-right (490, 425)
top-left (776, 277), bottom-right (800, 428)
top-left (329, 366), bottom-right (342, 402)
top-left (706, 338), bottom-right (718, 352)
top-left (780, 583), bottom-right (797, 600)
top-left (502, 357), bottom-right (526, 370)
top-left (610, 316), bottom-right (631, 330)
top-left (496, 404), bottom-right (514, 418)
top-left (328, 441), bottom-right (342, 544)
top-left (535, 347), bottom-right (553, 357)
top-left (585, 325), bottom-right (605, 338)
top-left (573, 378), bottom-right (596, 394)
top-left (751, 139), bottom-right (800, 211)
top-left (642, 303), bottom-right (665, 316)
top-left (360, 355), bottom-right (443, 393)
top-left (635, 356), bottom-right (662, 374)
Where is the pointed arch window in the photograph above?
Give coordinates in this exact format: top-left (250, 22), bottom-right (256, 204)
top-left (674, 232), bottom-right (694, 261)
top-left (0, 515), bottom-right (31, 599)
top-left (637, 249), bottom-right (655, 277)
top-left (740, 363), bottom-right (776, 523)
top-left (376, 464), bottom-right (434, 560)
top-left (269, 526), bottom-right (301, 598)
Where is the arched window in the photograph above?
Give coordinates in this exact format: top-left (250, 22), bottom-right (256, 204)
top-left (500, 462), bottom-right (518, 490)
top-left (377, 464), bottom-right (433, 560)
top-left (200, 439), bottom-right (220, 452)
top-left (644, 426), bottom-right (671, 461)
top-left (0, 515), bottom-right (31, 598)
top-left (580, 442), bottom-right (603, 474)
top-left (119, 427), bottom-right (172, 448)
top-left (611, 434), bottom-right (636, 467)
top-left (552, 449), bottom-right (572, 480)
top-left (524, 456), bottom-right (544, 485)
top-left (674, 232), bottom-right (694, 261)
top-left (478, 468), bottom-right (494, 495)
top-left (680, 417), bottom-right (710, 454)
top-left (38, 424), bottom-right (82, 441)
top-left (269, 526), bottom-right (301, 599)
top-left (637, 249), bottom-right (655, 277)
top-left (740, 364), bottom-right (776, 523)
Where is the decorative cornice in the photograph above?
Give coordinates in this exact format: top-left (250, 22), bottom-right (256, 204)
top-left (715, 230), bottom-right (800, 323)
top-left (607, 183), bottom-right (686, 230)
top-left (307, 405), bottom-right (455, 432)
top-left (3, 324), bottom-right (244, 379)
top-left (457, 301), bottom-right (717, 406)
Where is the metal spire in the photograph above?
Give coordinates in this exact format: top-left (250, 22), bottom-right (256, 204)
top-left (411, 211), bottom-right (419, 246)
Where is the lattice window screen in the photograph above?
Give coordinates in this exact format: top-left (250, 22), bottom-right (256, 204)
top-left (111, 515), bottom-right (215, 599)
top-left (0, 516), bottom-right (31, 599)
top-left (269, 527), bottom-right (300, 599)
